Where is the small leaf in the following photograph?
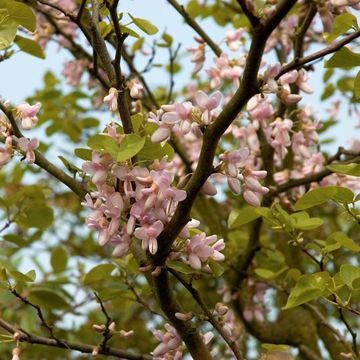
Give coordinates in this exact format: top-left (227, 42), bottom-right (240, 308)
top-left (74, 148), bottom-right (92, 161)
top-left (120, 25), bottom-right (141, 38)
top-left (128, 13), bottom-right (158, 35)
top-left (15, 35), bottom-right (45, 59)
top-left (207, 258), bottom-right (224, 277)
top-left (283, 272), bottom-right (331, 309)
top-left (28, 289), bottom-right (70, 310)
top-left (327, 163), bottom-right (360, 177)
top-left (8, 269), bottom-right (35, 282)
top-left (228, 206), bottom-right (262, 229)
top-left (167, 260), bottom-right (196, 275)
top-left (325, 47), bottom-right (360, 68)
top-left (0, 0), bottom-right (36, 31)
top-left (326, 13), bottom-right (358, 42)
top-left (83, 264), bottom-right (116, 285)
top-left (51, 247), bottom-right (68, 273)
top-left (117, 134), bottom-right (145, 162)
top-left (294, 186), bottom-right (353, 210)
top-left (327, 232), bottom-right (360, 252)
top-left (339, 264), bottom-right (360, 289)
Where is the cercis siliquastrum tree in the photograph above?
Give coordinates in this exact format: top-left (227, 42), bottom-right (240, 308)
top-left (0, 0), bottom-right (360, 359)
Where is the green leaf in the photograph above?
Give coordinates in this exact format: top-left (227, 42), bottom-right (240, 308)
top-left (327, 232), bottom-right (360, 252)
top-left (255, 268), bottom-right (275, 279)
top-left (137, 138), bottom-right (174, 161)
top-left (325, 47), bottom-right (360, 68)
top-left (8, 269), bottom-right (36, 282)
top-left (261, 344), bottom-right (290, 351)
top-left (15, 36), bottom-right (45, 59)
top-left (167, 260), bottom-right (196, 275)
top-left (16, 203), bottom-right (54, 229)
top-left (327, 163), bottom-right (360, 177)
top-left (283, 272), bottom-right (332, 309)
top-left (290, 212), bottom-right (323, 230)
top-left (326, 14), bottom-right (358, 42)
top-left (83, 264), bottom-right (116, 285)
top-left (0, 0), bottom-right (36, 31)
top-left (207, 258), bottom-right (224, 277)
top-left (354, 71), bottom-right (360, 100)
top-left (0, 9), bottom-right (17, 50)
top-left (51, 247), bottom-right (68, 273)
top-left (128, 13), bottom-right (158, 35)
top-left (339, 264), bottom-right (360, 289)
top-left (228, 206), bottom-right (262, 229)
top-left (294, 186), bottom-right (353, 210)
top-left (117, 134), bottom-right (145, 162)
top-left (131, 113), bottom-right (144, 132)
top-left (87, 134), bottom-right (118, 158)
top-left (120, 25), bottom-right (141, 38)
top-left (74, 148), bottom-right (92, 161)
top-left (28, 289), bottom-right (70, 310)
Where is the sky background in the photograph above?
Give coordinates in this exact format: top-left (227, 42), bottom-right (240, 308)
top-left (0, 0), bottom-right (359, 153)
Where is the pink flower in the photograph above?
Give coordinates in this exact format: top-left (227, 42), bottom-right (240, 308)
top-left (152, 324), bottom-right (182, 358)
top-left (0, 136), bottom-right (12, 166)
top-left (134, 220), bottom-right (164, 254)
top-left (185, 233), bottom-right (225, 270)
top-left (82, 151), bottom-right (112, 185)
top-left (17, 137), bottom-right (39, 164)
top-left (16, 102), bottom-right (41, 130)
top-left (195, 91), bottom-right (222, 125)
top-left (129, 78), bottom-right (143, 98)
top-left (241, 169), bottom-right (269, 207)
top-left (226, 28), bottom-right (244, 51)
top-left (187, 37), bottom-right (205, 74)
top-left (12, 347), bottom-right (21, 360)
top-left (103, 88), bottom-right (118, 112)
top-left (62, 59), bottom-right (86, 86)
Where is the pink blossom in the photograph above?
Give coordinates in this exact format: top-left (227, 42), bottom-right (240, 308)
top-left (82, 151), bottom-right (112, 185)
top-left (103, 88), bottom-right (118, 112)
top-left (185, 233), bottom-right (225, 270)
top-left (129, 78), bottom-right (143, 98)
top-left (62, 59), bottom-right (86, 86)
top-left (226, 28), bottom-right (244, 51)
top-left (17, 137), bottom-right (39, 164)
top-left (195, 91), bottom-right (222, 125)
top-left (16, 102), bottom-right (41, 130)
top-left (134, 220), bottom-right (164, 254)
top-left (187, 37), bottom-right (205, 74)
top-left (0, 136), bottom-right (12, 166)
top-left (152, 324), bottom-right (183, 359)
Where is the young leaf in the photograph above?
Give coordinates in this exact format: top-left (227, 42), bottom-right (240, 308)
top-left (283, 272), bottom-right (332, 309)
top-left (83, 264), bottom-right (116, 285)
top-left (15, 36), bottom-right (45, 59)
top-left (228, 206), bottom-right (262, 229)
top-left (339, 264), bottom-right (360, 289)
top-left (51, 247), bottom-right (68, 273)
top-left (128, 14), bottom-right (158, 35)
top-left (325, 47), bottom-right (360, 68)
top-left (327, 163), bottom-right (360, 177)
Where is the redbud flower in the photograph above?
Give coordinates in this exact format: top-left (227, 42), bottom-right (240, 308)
top-left (225, 28), bottom-right (244, 51)
top-left (12, 347), bottom-right (21, 360)
top-left (17, 137), bottom-right (39, 164)
top-left (134, 220), bottom-right (164, 255)
top-left (119, 329), bottom-right (134, 338)
top-left (16, 102), bottom-right (41, 130)
top-left (103, 88), bottom-right (118, 112)
top-left (129, 78), bottom-right (143, 98)
top-left (175, 312), bottom-right (193, 321)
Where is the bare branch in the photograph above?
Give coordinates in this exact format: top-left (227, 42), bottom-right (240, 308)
top-left (0, 318), bottom-right (151, 360)
top-left (166, 0), bottom-right (222, 57)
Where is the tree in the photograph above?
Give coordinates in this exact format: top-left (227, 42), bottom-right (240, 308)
top-left (0, 0), bottom-right (359, 359)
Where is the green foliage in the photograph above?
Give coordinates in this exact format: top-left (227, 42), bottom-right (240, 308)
top-left (15, 36), bottom-right (45, 59)
top-left (128, 13), bottom-right (159, 35)
top-left (325, 13), bottom-right (358, 42)
top-left (0, 0), bottom-right (36, 49)
top-left (283, 272), bottom-right (332, 309)
top-left (325, 47), bottom-right (360, 68)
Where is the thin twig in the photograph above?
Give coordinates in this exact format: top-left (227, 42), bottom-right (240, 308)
top-left (0, 318), bottom-right (151, 360)
top-left (166, 0), bottom-right (222, 57)
top-left (169, 268), bottom-right (244, 360)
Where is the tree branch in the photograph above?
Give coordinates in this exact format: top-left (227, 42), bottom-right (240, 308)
top-left (166, 0), bottom-right (222, 57)
top-left (0, 318), bottom-right (151, 360)
top-left (169, 268), bottom-right (244, 360)
top-left (277, 27), bottom-right (360, 78)
top-left (236, 0), bottom-right (259, 28)
top-left (152, 0), bottom-right (298, 266)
